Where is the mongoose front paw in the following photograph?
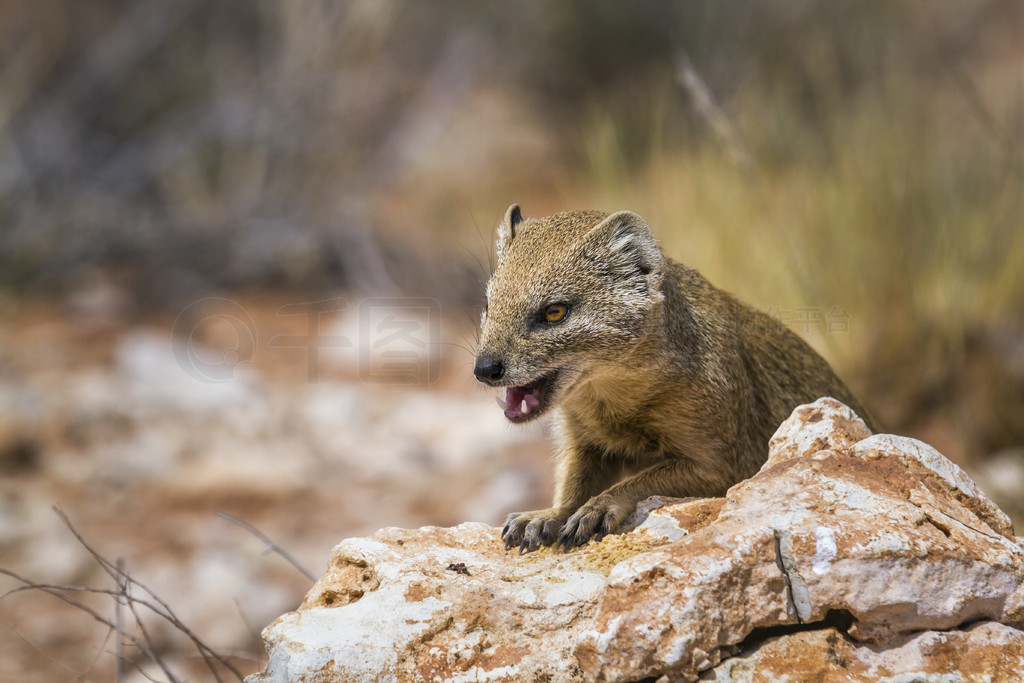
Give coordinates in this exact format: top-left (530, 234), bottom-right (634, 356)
top-left (556, 495), bottom-right (630, 551)
top-left (501, 508), bottom-right (567, 554)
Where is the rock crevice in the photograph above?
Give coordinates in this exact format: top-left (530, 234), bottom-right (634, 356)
top-left (772, 527), bottom-right (812, 623)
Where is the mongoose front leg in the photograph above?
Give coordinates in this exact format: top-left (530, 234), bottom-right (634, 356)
top-left (502, 445), bottom-right (614, 554)
top-left (556, 456), bottom-right (721, 550)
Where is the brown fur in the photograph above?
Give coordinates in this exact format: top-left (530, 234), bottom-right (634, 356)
top-left (474, 205), bottom-right (873, 552)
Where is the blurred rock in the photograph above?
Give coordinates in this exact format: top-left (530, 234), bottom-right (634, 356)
top-left (0, 386), bottom-right (43, 475)
top-left (0, 312), bottom-right (552, 679)
top-left (248, 398), bottom-right (1024, 682)
top-left (65, 270), bottom-right (132, 328)
top-left (972, 448), bottom-right (1024, 532)
top-left (116, 330), bottom-right (262, 415)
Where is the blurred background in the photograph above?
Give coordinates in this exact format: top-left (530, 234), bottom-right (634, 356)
top-left (1, 0), bottom-right (1022, 680)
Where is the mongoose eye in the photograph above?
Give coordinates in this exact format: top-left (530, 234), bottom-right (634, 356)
top-left (542, 303), bottom-right (570, 324)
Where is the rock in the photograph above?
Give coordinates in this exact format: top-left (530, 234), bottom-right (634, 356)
top-left (247, 398), bottom-right (1024, 682)
top-left (703, 621), bottom-right (1024, 681)
top-left (251, 523), bottom-right (655, 682)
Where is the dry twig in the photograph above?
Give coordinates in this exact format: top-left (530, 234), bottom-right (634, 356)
top-left (0, 507), bottom-right (247, 682)
top-left (216, 510), bottom-right (318, 582)
top-left (673, 49), bottom-right (754, 171)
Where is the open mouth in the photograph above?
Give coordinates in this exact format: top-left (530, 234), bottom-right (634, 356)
top-left (495, 371), bottom-right (558, 423)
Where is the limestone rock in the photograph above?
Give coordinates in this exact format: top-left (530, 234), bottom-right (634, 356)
top-left (703, 622), bottom-right (1024, 682)
top-left (248, 398), bottom-right (1024, 682)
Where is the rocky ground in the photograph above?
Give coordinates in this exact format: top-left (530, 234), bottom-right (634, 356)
top-left (0, 294), bottom-right (553, 681)
top-left (0, 295), bottom-right (1020, 682)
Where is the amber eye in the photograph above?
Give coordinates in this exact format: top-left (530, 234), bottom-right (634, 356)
top-left (543, 303), bottom-right (570, 324)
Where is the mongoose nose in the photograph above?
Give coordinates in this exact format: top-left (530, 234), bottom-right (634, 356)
top-left (474, 358), bottom-right (505, 383)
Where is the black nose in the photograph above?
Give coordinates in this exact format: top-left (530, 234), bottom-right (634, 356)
top-left (474, 357), bottom-right (505, 383)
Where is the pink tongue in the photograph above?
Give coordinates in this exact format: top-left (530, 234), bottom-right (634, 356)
top-left (504, 387), bottom-right (525, 419)
top-left (504, 386), bottom-right (541, 419)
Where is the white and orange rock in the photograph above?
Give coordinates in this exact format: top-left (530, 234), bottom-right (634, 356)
top-left (248, 398), bottom-right (1024, 682)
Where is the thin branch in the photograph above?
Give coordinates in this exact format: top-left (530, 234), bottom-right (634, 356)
top-left (50, 507), bottom-right (246, 680)
top-left (216, 510), bottom-right (318, 582)
top-left (1, 508), bottom-right (248, 680)
top-left (115, 557), bottom-right (126, 683)
top-left (0, 614), bottom-right (80, 676)
top-left (120, 561), bottom-right (237, 682)
top-left (673, 49), bottom-right (754, 172)
top-left (79, 624), bottom-right (115, 682)
top-left (52, 507), bottom-right (121, 583)
top-left (100, 648), bottom-right (165, 683)
top-left (0, 567), bottom-right (179, 683)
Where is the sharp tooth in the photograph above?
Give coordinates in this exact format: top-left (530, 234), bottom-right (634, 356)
top-left (495, 395), bottom-right (509, 410)
top-left (520, 399), bottom-right (528, 414)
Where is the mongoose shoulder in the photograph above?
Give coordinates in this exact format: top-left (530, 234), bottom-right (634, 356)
top-left (474, 205), bottom-right (873, 553)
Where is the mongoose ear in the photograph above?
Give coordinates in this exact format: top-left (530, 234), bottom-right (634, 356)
top-left (496, 204), bottom-right (524, 259)
top-left (589, 211), bottom-right (664, 284)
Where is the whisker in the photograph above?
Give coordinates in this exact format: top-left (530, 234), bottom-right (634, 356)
top-left (436, 340), bottom-right (476, 356)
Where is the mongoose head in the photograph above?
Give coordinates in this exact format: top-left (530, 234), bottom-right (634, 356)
top-left (474, 204), bottom-right (665, 423)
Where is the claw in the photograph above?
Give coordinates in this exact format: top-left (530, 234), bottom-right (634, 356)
top-left (501, 524), bottom-right (509, 538)
top-left (561, 529), bottom-right (587, 551)
top-left (557, 518), bottom-right (582, 552)
top-left (518, 540), bottom-right (530, 555)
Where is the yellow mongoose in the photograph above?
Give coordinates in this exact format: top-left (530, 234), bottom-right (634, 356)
top-left (474, 205), bottom-right (874, 553)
